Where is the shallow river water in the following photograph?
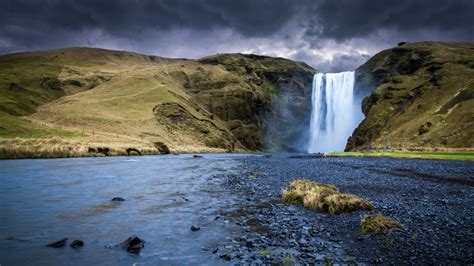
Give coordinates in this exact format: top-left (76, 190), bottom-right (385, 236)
top-left (0, 154), bottom-right (248, 265)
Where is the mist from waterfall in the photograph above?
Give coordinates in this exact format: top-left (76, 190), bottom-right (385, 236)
top-left (308, 71), bottom-right (364, 153)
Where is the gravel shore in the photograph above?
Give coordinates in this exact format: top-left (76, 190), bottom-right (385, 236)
top-left (214, 154), bottom-right (474, 265)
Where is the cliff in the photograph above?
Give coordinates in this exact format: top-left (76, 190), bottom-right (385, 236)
top-left (347, 42), bottom-right (474, 151)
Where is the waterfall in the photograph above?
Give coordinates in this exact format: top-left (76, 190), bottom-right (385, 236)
top-left (308, 71), bottom-right (363, 153)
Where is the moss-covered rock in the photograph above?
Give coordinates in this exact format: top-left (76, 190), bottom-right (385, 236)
top-left (359, 214), bottom-right (403, 235)
top-left (282, 179), bottom-right (374, 215)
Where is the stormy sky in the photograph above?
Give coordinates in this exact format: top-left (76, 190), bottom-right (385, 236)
top-left (1, 0), bottom-right (473, 72)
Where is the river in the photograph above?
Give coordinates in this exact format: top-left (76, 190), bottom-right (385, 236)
top-left (0, 154), bottom-right (248, 265)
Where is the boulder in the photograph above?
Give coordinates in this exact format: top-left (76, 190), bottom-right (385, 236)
top-left (69, 240), bottom-right (84, 249)
top-left (46, 238), bottom-right (68, 248)
top-left (121, 236), bottom-right (145, 254)
top-left (111, 197), bottom-right (125, 202)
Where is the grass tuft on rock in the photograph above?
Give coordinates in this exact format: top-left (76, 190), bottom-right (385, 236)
top-left (289, 179), bottom-right (339, 193)
top-left (282, 189), bottom-right (306, 205)
top-left (281, 257), bottom-right (296, 265)
top-left (256, 249), bottom-right (272, 255)
top-left (359, 214), bottom-right (403, 235)
top-left (321, 193), bottom-right (374, 214)
top-left (282, 179), bottom-right (374, 214)
top-left (282, 179), bottom-right (337, 205)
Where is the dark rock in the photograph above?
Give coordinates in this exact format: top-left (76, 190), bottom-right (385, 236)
top-left (220, 254), bottom-right (232, 261)
top-left (63, 79), bottom-right (83, 87)
top-left (154, 141), bottom-right (170, 154)
top-left (97, 147), bottom-right (110, 156)
top-left (245, 241), bottom-right (255, 249)
top-left (46, 238), bottom-right (68, 248)
top-left (191, 225), bottom-right (201, 231)
top-left (121, 236), bottom-right (145, 254)
top-left (126, 148), bottom-right (141, 156)
top-left (193, 155), bottom-right (203, 158)
top-left (8, 83), bottom-right (25, 92)
top-left (40, 77), bottom-right (62, 90)
top-left (111, 197), bottom-right (125, 202)
top-left (418, 122), bottom-right (432, 135)
top-left (69, 240), bottom-right (84, 249)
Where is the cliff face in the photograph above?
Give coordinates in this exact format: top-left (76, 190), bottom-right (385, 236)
top-left (347, 42), bottom-right (474, 151)
top-left (0, 48), bottom-right (314, 157)
top-left (197, 54), bottom-right (314, 151)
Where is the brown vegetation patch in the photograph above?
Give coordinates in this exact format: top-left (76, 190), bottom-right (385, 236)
top-left (282, 179), bottom-right (374, 214)
top-left (359, 214), bottom-right (403, 235)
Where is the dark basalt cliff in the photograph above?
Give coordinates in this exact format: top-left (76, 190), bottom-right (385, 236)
top-left (347, 42), bottom-right (474, 151)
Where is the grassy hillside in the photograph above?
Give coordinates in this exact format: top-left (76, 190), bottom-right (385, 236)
top-left (0, 48), bottom-right (314, 158)
top-left (347, 42), bottom-right (474, 152)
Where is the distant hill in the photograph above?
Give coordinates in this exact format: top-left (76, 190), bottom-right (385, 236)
top-left (0, 47), bottom-right (314, 158)
top-left (347, 42), bottom-right (474, 151)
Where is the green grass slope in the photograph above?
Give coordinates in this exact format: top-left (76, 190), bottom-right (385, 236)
top-left (347, 42), bottom-right (474, 152)
top-left (0, 47), bottom-right (314, 158)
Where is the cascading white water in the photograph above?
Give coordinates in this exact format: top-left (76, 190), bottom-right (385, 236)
top-left (308, 71), bottom-right (364, 153)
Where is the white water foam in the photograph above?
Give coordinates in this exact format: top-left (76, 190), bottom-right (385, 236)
top-left (308, 71), bottom-right (364, 153)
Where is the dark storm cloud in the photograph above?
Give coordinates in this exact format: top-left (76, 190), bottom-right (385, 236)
top-left (0, 0), bottom-right (298, 38)
top-left (307, 0), bottom-right (474, 42)
top-left (0, 0), bottom-right (472, 71)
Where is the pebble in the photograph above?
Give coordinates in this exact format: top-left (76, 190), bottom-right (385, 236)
top-left (211, 155), bottom-right (474, 265)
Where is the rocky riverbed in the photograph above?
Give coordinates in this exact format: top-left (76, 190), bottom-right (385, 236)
top-left (213, 154), bottom-right (474, 265)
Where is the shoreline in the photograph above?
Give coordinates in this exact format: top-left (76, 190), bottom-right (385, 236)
top-left (0, 148), bottom-right (257, 160)
top-left (0, 137), bottom-right (252, 159)
top-left (327, 151), bottom-right (474, 161)
top-left (1, 148), bottom-right (473, 161)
